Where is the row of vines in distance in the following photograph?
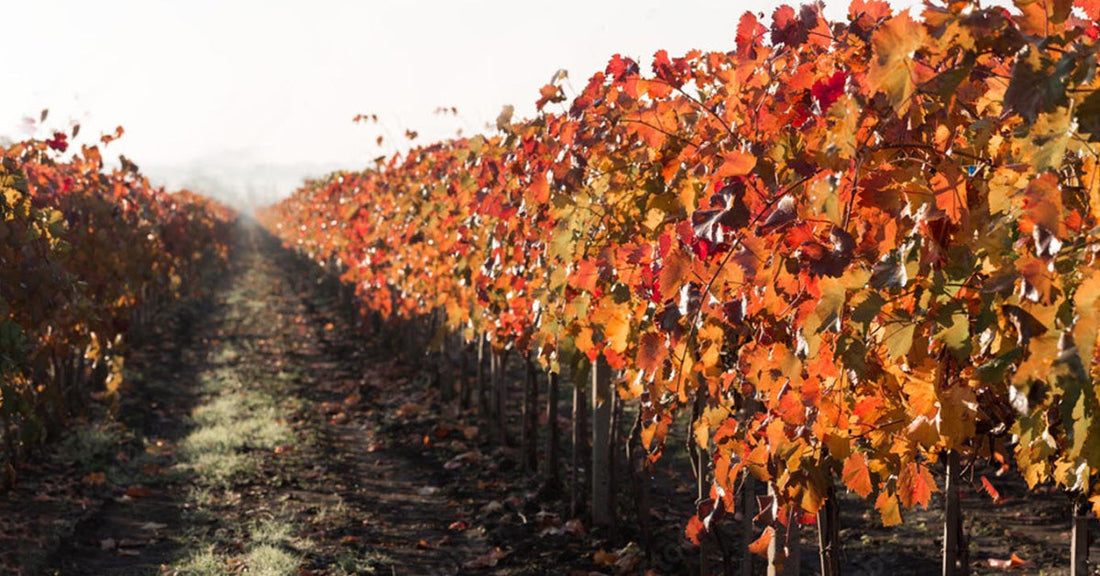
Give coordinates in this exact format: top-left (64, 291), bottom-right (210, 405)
top-left (0, 119), bottom-right (236, 482)
top-left (262, 0), bottom-right (1100, 573)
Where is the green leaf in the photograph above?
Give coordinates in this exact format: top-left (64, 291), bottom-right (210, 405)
top-left (1004, 49), bottom-right (1070, 122)
top-left (934, 305), bottom-right (971, 361)
top-left (1076, 88), bottom-right (1100, 142)
top-left (1021, 108), bottom-right (1071, 172)
top-left (975, 348), bottom-right (1023, 383)
top-left (883, 322), bottom-right (916, 359)
top-left (851, 291), bottom-right (886, 329)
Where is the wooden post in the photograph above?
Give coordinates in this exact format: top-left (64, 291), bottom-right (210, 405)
top-left (492, 350), bottom-right (506, 445)
top-left (544, 370), bottom-right (561, 490)
top-left (609, 384), bottom-right (621, 537)
top-left (943, 449), bottom-right (964, 576)
top-left (741, 476), bottom-right (758, 576)
top-left (458, 336), bottom-right (471, 411)
top-left (767, 491), bottom-right (800, 576)
top-left (571, 367), bottom-right (589, 519)
top-left (1072, 498), bottom-right (1089, 576)
top-left (476, 334), bottom-right (486, 416)
top-left (591, 357), bottom-right (613, 527)
top-left (817, 482), bottom-right (841, 576)
top-left (627, 408), bottom-right (652, 561)
top-left (521, 355), bottom-right (539, 473)
top-left (692, 391), bottom-right (710, 576)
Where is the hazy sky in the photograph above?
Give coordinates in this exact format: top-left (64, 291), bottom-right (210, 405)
top-left (2, 0), bottom-right (919, 208)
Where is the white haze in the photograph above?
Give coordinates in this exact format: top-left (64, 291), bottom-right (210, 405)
top-left (2, 0), bottom-right (922, 211)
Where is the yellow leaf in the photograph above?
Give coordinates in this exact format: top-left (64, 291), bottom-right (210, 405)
top-left (875, 492), bottom-right (903, 526)
top-left (867, 12), bottom-right (927, 116)
top-left (1074, 269), bottom-right (1100, 372)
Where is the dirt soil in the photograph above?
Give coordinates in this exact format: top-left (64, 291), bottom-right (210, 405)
top-left (1, 220), bottom-right (1098, 576)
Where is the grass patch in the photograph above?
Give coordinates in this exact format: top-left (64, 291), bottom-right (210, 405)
top-left (175, 547), bottom-right (223, 576)
top-left (248, 519), bottom-right (297, 548)
top-left (54, 423), bottom-right (121, 471)
top-left (246, 544), bottom-right (299, 576)
top-left (170, 339), bottom-right (303, 574)
top-left (331, 550), bottom-right (392, 575)
top-left (185, 452), bottom-right (257, 487)
top-left (177, 368), bottom-right (292, 488)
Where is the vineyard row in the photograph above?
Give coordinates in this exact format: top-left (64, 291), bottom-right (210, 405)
top-left (262, 1), bottom-right (1100, 574)
top-left (0, 124), bottom-right (236, 482)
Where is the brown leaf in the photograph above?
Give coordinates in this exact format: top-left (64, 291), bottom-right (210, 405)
top-left (124, 485), bottom-right (153, 499)
top-left (464, 547), bottom-right (508, 569)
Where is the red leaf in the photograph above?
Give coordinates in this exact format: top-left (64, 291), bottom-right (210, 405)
top-left (736, 12), bottom-right (766, 56)
top-left (980, 475), bottom-right (1002, 503)
top-left (811, 71), bottom-right (847, 111)
top-left (46, 132), bottom-right (69, 152)
top-left (605, 54), bottom-right (639, 82)
top-left (651, 49), bottom-right (684, 89)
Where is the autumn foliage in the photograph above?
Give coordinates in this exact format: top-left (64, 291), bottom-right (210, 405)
top-left (263, 0), bottom-right (1100, 537)
top-left (0, 128), bottom-right (235, 475)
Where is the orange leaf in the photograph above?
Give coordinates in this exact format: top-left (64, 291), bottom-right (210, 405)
top-left (866, 12), bottom-right (926, 115)
top-left (636, 332), bottom-right (667, 374)
top-left (987, 553), bottom-right (1030, 569)
top-left (685, 515), bottom-right (706, 545)
top-left (713, 151), bottom-right (757, 180)
top-left (1016, 256), bottom-right (1054, 304)
top-left (747, 527), bottom-right (773, 557)
top-left (875, 492), bottom-right (902, 526)
top-left (898, 462), bottom-right (936, 509)
top-left (841, 453), bottom-right (874, 498)
top-left (569, 258), bottom-right (601, 293)
top-left (980, 475), bottom-right (1002, 503)
top-left (932, 171), bottom-right (967, 224)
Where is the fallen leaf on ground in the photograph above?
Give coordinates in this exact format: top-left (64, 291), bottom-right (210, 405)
top-left (82, 472), bottom-right (106, 486)
top-left (980, 475), bottom-right (1002, 503)
top-left (562, 518), bottom-right (585, 536)
top-left (593, 549), bottom-right (618, 566)
top-left (988, 553), bottom-right (1030, 569)
top-left (464, 547), bottom-right (508, 569)
top-left (124, 485), bottom-right (153, 499)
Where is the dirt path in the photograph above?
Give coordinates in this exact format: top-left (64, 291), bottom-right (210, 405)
top-left (23, 222), bottom-right (505, 576)
top-left (15, 220), bottom-right (1097, 576)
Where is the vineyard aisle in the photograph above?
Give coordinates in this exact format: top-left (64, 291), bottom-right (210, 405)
top-left (23, 220), bottom-right (568, 576)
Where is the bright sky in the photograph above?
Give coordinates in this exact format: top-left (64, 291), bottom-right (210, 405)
top-left (2, 0), bottom-right (919, 210)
